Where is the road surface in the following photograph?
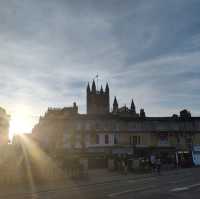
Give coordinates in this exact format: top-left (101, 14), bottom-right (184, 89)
top-left (2, 168), bottom-right (200, 199)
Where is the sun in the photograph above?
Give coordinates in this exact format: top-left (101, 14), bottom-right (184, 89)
top-left (9, 105), bottom-right (34, 139)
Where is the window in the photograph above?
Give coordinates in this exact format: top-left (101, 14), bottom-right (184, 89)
top-left (130, 136), bottom-right (141, 145)
top-left (105, 134), bottom-right (109, 144)
top-left (96, 134), bottom-right (99, 144)
top-left (138, 136), bottom-right (141, 145)
top-left (114, 134), bottom-right (118, 144)
top-left (133, 136), bottom-right (137, 145)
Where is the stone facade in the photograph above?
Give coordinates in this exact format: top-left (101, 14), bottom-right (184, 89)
top-left (32, 81), bottom-right (200, 156)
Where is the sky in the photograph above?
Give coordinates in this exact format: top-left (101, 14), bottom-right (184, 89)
top-left (0, 0), bottom-right (200, 135)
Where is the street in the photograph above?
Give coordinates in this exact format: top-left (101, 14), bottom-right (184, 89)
top-left (1, 168), bottom-right (200, 199)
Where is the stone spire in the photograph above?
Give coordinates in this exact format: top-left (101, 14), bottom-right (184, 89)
top-left (105, 82), bottom-right (109, 94)
top-left (100, 85), bottom-right (103, 94)
top-left (130, 99), bottom-right (136, 113)
top-left (87, 82), bottom-right (90, 93)
top-left (92, 80), bottom-right (96, 93)
top-left (113, 96), bottom-right (118, 113)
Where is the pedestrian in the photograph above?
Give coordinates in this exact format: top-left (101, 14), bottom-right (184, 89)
top-left (124, 160), bottom-right (128, 175)
top-left (150, 154), bottom-right (156, 173)
top-left (175, 152), bottom-right (179, 168)
top-left (122, 160), bottom-right (125, 174)
top-left (156, 157), bottom-right (161, 175)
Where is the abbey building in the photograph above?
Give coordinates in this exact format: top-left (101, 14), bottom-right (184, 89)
top-left (86, 80), bottom-right (144, 117)
top-left (32, 80), bottom-right (200, 158)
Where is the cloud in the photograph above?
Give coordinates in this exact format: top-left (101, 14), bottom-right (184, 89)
top-left (0, 0), bottom-right (200, 134)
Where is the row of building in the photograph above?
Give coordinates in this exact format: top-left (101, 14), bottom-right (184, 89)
top-left (1, 80), bottom-right (200, 164)
top-left (30, 80), bottom-right (200, 162)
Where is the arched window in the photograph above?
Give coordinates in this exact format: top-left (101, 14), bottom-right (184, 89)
top-left (105, 134), bottom-right (109, 144)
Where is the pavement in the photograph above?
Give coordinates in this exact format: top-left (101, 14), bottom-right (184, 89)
top-left (1, 167), bottom-right (200, 198)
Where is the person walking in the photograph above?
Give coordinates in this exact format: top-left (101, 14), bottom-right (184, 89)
top-left (150, 154), bottom-right (156, 173)
top-left (122, 160), bottom-right (127, 175)
top-left (156, 157), bottom-right (161, 175)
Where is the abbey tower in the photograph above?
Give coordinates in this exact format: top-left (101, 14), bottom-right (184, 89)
top-left (87, 80), bottom-right (110, 114)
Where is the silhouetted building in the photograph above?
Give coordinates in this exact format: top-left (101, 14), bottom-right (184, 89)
top-left (32, 80), bottom-right (200, 159)
top-left (0, 107), bottom-right (10, 145)
top-left (112, 97), bottom-right (140, 117)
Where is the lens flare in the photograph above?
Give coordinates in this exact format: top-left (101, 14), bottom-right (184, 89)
top-left (9, 105), bottom-right (34, 138)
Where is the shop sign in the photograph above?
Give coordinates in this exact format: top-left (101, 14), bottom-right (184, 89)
top-left (192, 145), bottom-right (200, 166)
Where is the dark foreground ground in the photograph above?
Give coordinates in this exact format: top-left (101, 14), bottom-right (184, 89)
top-left (1, 167), bottom-right (200, 199)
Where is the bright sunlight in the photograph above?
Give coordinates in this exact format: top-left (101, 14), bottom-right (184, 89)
top-left (9, 105), bottom-right (34, 139)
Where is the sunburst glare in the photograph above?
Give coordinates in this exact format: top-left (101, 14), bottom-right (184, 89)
top-left (9, 105), bottom-right (34, 139)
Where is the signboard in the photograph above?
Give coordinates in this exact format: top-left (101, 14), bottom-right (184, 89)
top-left (159, 133), bottom-right (169, 146)
top-left (192, 145), bottom-right (200, 166)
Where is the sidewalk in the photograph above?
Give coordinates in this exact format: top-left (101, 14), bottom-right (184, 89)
top-left (0, 168), bottom-right (196, 197)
